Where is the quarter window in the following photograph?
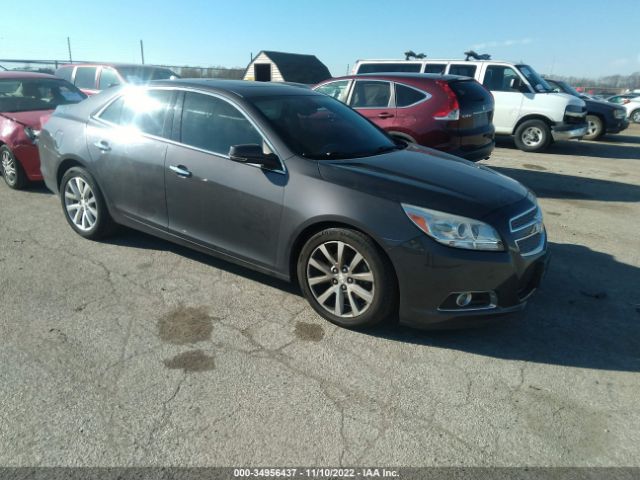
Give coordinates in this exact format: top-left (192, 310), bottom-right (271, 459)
top-left (395, 84), bottom-right (428, 107)
top-left (74, 67), bottom-right (97, 90)
top-left (482, 66), bottom-right (521, 92)
top-left (315, 80), bottom-right (350, 103)
top-left (180, 92), bottom-right (262, 155)
top-left (98, 89), bottom-right (174, 138)
top-left (350, 81), bottom-right (392, 108)
top-left (448, 64), bottom-right (477, 77)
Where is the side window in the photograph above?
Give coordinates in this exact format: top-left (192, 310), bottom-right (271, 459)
top-left (395, 84), bottom-right (428, 107)
top-left (56, 67), bottom-right (73, 83)
top-left (99, 68), bottom-right (121, 90)
top-left (315, 81), bottom-right (350, 103)
top-left (448, 64), bottom-right (477, 77)
top-left (357, 63), bottom-right (421, 74)
top-left (424, 64), bottom-right (446, 74)
top-left (482, 66), bottom-right (521, 92)
top-left (180, 92), bottom-right (262, 155)
top-left (74, 67), bottom-right (97, 90)
top-left (350, 81), bottom-right (391, 108)
top-left (98, 89), bottom-right (174, 138)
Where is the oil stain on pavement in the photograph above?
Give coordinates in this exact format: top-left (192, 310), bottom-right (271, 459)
top-left (163, 350), bottom-right (215, 372)
top-left (158, 305), bottom-right (214, 345)
top-left (294, 322), bottom-right (325, 342)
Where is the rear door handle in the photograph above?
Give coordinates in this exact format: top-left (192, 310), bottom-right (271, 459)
top-left (94, 140), bottom-right (111, 152)
top-left (378, 112), bottom-right (394, 119)
top-left (169, 164), bottom-right (192, 178)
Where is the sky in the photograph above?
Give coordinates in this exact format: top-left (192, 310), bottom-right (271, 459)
top-left (1, 0), bottom-right (639, 78)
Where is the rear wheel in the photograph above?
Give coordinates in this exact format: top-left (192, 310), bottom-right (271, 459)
top-left (514, 119), bottom-right (551, 152)
top-left (631, 109), bottom-right (640, 124)
top-left (1, 146), bottom-right (27, 189)
top-left (297, 228), bottom-right (397, 329)
top-left (584, 115), bottom-right (604, 140)
top-left (60, 167), bottom-right (116, 240)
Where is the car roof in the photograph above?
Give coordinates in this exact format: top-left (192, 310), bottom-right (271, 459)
top-left (149, 79), bottom-right (321, 97)
top-left (328, 73), bottom-right (468, 82)
top-left (355, 58), bottom-right (522, 65)
top-left (0, 71), bottom-right (57, 79)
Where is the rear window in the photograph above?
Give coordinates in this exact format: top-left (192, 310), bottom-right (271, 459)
top-left (448, 64), bottom-right (477, 77)
top-left (357, 63), bottom-right (421, 74)
top-left (448, 80), bottom-right (492, 105)
top-left (395, 84), bottom-right (428, 107)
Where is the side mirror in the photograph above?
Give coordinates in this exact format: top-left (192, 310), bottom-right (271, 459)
top-left (229, 144), bottom-right (281, 170)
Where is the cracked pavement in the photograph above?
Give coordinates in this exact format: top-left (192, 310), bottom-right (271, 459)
top-left (0, 125), bottom-right (639, 466)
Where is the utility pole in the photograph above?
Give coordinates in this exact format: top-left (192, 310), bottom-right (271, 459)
top-left (67, 37), bottom-right (72, 63)
top-left (140, 40), bottom-right (145, 65)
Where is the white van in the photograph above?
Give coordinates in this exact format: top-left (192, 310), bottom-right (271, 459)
top-left (352, 59), bottom-right (588, 152)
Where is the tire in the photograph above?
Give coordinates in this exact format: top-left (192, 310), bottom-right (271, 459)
top-left (631, 109), bottom-right (640, 124)
top-left (513, 119), bottom-right (551, 152)
top-left (1, 145), bottom-right (28, 190)
top-left (584, 115), bottom-right (604, 140)
top-left (297, 228), bottom-right (397, 329)
top-left (59, 166), bottom-right (116, 240)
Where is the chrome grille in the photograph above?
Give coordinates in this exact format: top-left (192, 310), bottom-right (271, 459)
top-left (510, 206), bottom-right (545, 256)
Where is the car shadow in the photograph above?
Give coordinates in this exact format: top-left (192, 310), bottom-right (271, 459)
top-left (600, 132), bottom-right (640, 145)
top-left (495, 137), bottom-right (640, 160)
top-left (491, 167), bottom-right (640, 202)
top-left (368, 242), bottom-right (640, 373)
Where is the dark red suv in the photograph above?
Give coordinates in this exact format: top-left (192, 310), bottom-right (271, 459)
top-left (314, 73), bottom-right (495, 160)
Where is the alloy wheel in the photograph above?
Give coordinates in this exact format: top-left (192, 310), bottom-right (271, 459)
top-left (587, 119), bottom-right (598, 136)
top-left (64, 176), bottom-right (98, 231)
top-left (632, 111), bottom-right (640, 123)
top-left (522, 126), bottom-right (544, 147)
top-left (1, 150), bottom-right (17, 185)
top-left (306, 240), bottom-right (375, 318)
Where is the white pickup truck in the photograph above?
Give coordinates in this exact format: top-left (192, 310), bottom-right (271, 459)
top-left (352, 59), bottom-right (588, 152)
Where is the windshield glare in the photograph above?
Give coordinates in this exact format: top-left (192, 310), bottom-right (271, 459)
top-left (250, 94), bottom-right (399, 160)
top-left (517, 65), bottom-right (553, 93)
top-left (117, 67), bottom-right (178, 84)
top-left (0, 78), bottom-right (86, 112)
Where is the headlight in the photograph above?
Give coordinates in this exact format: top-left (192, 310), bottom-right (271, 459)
top-left (24, 126), bottom-right (41, 143)
top-left (614, 109), bottom-right (626, 119)
top-left (402, 204), bottom-right (504, 251)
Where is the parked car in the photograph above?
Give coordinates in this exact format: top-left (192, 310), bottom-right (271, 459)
top-left (606, 94), bottom-right (640, 123)
top-left (352, 58), bottom-right (588, 152)
top-left (0, 71), bottom-right (86, 189)
top-left (314, 73), bottom-right (495, 161)
top-left (546, 79), bottom-right (628, 139)
top-left (55, 63), bottom-right (180, 96)
top-left (39, 80), bottom-right (548, 329)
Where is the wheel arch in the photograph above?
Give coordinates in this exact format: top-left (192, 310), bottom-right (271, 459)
top-left (511, 115), bottom-right (553, 135)
top-left (387, 131), bottom-right (417, 144)
top-left (56, 156), bottom-right (90, 190)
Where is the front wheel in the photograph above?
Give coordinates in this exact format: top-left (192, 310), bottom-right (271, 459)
top-left (514, 120), bottom-right (551, 152)
top-left (584, 115), bottom-right (604, 140)
top-left (60, 167), bottom-right (116, 240)
top-left (631, 109), bottom-right (640, 124)
top-left (297, 228), bottom-right (397, 329)
top-left (1, 146), bottom-right (27, 190)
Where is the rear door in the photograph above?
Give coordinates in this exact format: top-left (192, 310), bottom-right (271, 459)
top-left (448, 79), bottom-right (495, 150)
top-left (481, 65), bottom-right (526, 133)
top-left (348, 80), bottom-right (396, 130)
top-left (86, 88), bottom-right (176, 228)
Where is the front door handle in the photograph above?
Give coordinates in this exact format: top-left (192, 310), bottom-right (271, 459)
top-left (94, 140), bottom-right (111, 152)
top-left (169, 164), bottom-right (192, 178)
top-left (378, 112), bottom-right (394, 119)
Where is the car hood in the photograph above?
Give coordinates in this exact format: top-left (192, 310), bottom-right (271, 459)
top-left (0, 109), bottom-right (53, 129)
top-left (317, 145), bottom-right (529, 219)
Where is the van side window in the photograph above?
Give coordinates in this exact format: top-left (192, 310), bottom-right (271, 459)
top-left (357, 63), bottom-right (421, 74)
top-left (483, 66), bottom-right (521, 92)
top-left (424, 64), bottom-right (446, 74)
top-left (448, 64), bottom-right (477, 77)
top-left (315, 80), bottom-right (350, 103)
top-left (350, 81), bottom-right (392, 108)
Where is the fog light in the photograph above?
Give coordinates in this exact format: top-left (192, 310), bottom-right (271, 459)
top-left (456, 292), bottom-right (473, 307)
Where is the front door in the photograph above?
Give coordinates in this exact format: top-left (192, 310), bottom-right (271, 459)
top-left (165, 91), bottom-right (285, 268)
top-left (348, 80), bottom-right (397, 131)
top-left (481, 65), bottom-right (526, 134)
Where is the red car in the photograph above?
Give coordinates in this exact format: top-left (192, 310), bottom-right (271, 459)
top-left (314, 73), bottom-right (495, 161)
top-left (0, 72), bottom-right (86, 189)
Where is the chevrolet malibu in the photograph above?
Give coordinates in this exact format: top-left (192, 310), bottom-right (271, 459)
top-left (38, 80), bottom-right (548, 329)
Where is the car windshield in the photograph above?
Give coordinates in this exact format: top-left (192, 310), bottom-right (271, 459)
top-left (117, 67), bottom-right (179, 84)
top-left (0, 78), bottom-right (86, 112)
top-left (250, 94), bottom-right (401, 160)
top-left (516, 65), bottom-right (553, 93)
top-left (551, 80), bottom-right (582, 98)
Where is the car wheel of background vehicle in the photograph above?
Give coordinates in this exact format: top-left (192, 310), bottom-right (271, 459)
top-left (297, 228), bottom-right (397, 329)
top-left (631, 109), bottom-right (640, 124)
top-left (1, 146), bottom-right (27, 190)
top-left (60, 167), bottom-right (116, 240)
top-left (584, 115), bottom-right (604, 140)
top-left (514, 120), bottom-right (551, 152)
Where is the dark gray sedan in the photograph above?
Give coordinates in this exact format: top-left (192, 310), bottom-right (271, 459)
top-left (39, 80), bottom-right (548, 329)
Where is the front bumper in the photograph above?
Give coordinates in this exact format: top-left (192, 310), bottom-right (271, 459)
top-left (606, 118), bottom-right (629, 134)
top-left (551, 122), bottom-right (588, 141)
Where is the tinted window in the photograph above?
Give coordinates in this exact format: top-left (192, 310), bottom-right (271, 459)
top-left (74, 67), bottom-right (97, 89)
top-left (56, 67), bottom-right (73, 82)
top-left (357, 63), bottom-right (421, 74)
top-left (482, 66), bottom-right (521, 92)
top-left (448, 80), bottom-right (493, 106)
top-left (180, 92), bottom-right (262, 154)
top-left (395, 84), bottom-right (427, 107)
top-left (0, 78), bottom-right (86, 113)
top-left (251, 94), bottom-right (398, 160)
top-left (99, 68), bottom-right (121, 90)
top-left (448, 64), bottom-right (477, 77)
top-left (314, 80), bottom-right (350, 103)
top-left (98, 89), bottom-right (174, 137)
top-left (350, 81), bottom-right (391, 108)
top-left (424, 64), bottom-right (446, 74)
